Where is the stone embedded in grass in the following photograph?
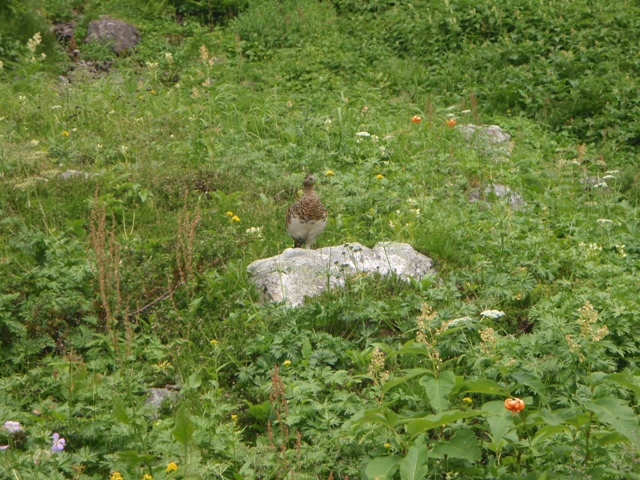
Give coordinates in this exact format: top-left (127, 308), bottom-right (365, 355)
top-left (51, 22), bottom-right (77, 43)
top-left (145, 387), bottom-right (180, 419)
top-left (58, 170), bottom-right (94, 180)
top-left (456, 124), bottom-right (513, 159)
top-left (85, 17), bottom-right (141, 55)
top-left (247, 242), bottom-right (435, 306)
top-left (468, 183), bottom-right (526, 211)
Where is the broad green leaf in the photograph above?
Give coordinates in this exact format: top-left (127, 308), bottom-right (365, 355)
top-left (606, 373), bottom-right (640, 398)
top-left (459, 378), bottom-right (510, 397)
top-left (596, 432), bottom-right (629, 446)
top-left (399, 441), bottom-right (429, 480)
top-left (450, 375), bottom-right (465, 396)
top-left (184, 372), bottom-right (202, 390)
top-left (406, 410), bottom-right (488, 438)
top-left (537, 407), bottom-right (577, 426)
top-left (172, 404), bottom-right (195, 445)
top-left (584, 396), bottom-right (640, 443)
top-left (383, 368), bottom-right (432, 392)
top-left (391, 341), bottom-right (430, 357)
top-left (563, 412), bottom-right (592, 429)
top-left (364, 456), bottom-right (401, 480)
top-left (352, 407), bottom-right (399, 432)
top-left (420, 370), bottom-right (456, 413)
top-left (112, 397), bottom-right (130, 423)
top-left (116, 450), bottom-right (155, 468)
top-left (510, 371), bottom-right (547, 400)
top-left (531, 424), bottom-right (569, 446)
top-left (483, 401), bottom-right (517, 445)
top-left (431, 429), bottom-right (481, 462)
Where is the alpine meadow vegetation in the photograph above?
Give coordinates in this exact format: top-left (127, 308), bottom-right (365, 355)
top-left (1, 0), bottom-right (640, 479)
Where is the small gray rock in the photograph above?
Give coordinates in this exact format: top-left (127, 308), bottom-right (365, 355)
top-left (469, 183), bottom-right (526, 210)
top-left (456, 124), bottom-right (512, 159)
top-left (247, 242), bottom-right (435, 306)
top-left (58, 170), bottom-right (91, 180)
top-left (145, 387), bottom-right (180, 419)
top-left (85, 17), bottom-right (141, 54)
top-left (51, 22), bottom-right (76, 42)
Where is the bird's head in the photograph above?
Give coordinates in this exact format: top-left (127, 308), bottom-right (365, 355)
top-left (302, 173), bottom-right (316, 188)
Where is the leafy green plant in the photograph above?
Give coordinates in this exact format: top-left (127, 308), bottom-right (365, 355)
top-left (1, 0), bottom-right (640, 478)
top-left (169, 0), bottom-right (248, 24)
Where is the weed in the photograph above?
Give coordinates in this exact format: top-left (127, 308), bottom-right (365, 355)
top-left (1, 0), bottom-right (639, 478)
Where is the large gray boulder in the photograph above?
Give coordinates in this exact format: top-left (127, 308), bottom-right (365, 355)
top-left (85, 17), bottom-right (141, 54)
top-left (247, 242), bottom-right (435, 306)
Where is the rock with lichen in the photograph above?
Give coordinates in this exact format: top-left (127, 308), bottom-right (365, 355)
top-left (85, 17), bottom-right (141, 54)
top-left (247, 242), bottom-right (435, 306)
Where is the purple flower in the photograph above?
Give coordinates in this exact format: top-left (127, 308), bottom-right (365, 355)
top-left (3, 421), bottom-right (22, 433)
top-left (51, 433), bottom-right (65, 452)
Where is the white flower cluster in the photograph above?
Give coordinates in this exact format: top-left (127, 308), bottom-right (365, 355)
top-left (245, 226), bottom-right (263, 240)
top-left (579, 242), bottom-right (602, 256)
top-left (480, 309), bottom-right (505, 319)
top-left (447, 316), bottom-right (474, 328)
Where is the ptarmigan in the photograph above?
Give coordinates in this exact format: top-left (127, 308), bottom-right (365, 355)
top-left (286, 173), bottom-right (328, 249)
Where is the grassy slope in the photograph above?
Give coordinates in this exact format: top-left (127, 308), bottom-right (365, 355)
top-left (1, 0), bottom-right (639, 478)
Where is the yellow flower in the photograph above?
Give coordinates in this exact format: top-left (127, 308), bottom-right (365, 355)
top-left (326, 170), bottom-right (335, 176)
top-left (231, 215), bottom-right (240, 222)
top-left (210, 339), bottom-right (218, 346)
top-left (156, 360), bottom-right (171, 370)
top-left (110, 473), bottom-right (124, 480)
top-left (150, 90), bottom-right (157, 94)
top-left (226, 211), bottom-right (234, 217)
top-left (283, 360), bottom-right (292, 367)
top-left (384, 443), bottom-right (391, 449)
top-left (62, 131), bottom-right (70, 137)
top-left (142, 475), bottom-right (153, 480)
top-left (462, 397), bottom-right (473, 403)
top-left (231, 414), bottom-right (238, 423)
top-left (166, 462), bottom-right (178, 473)
top-left (376, 174), bottom-right (384, 180)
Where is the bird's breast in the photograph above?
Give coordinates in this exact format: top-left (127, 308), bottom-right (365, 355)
top-left (286, 216), bottom-right (327, 239)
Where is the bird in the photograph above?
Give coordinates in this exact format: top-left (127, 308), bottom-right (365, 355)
top-left (286, 173), bottom-right (328, 249)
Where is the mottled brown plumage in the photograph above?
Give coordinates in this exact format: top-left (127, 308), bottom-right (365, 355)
top-left (286, 173), bottom-right (328, 249)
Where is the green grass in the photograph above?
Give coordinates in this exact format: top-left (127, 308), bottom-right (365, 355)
top-left (1, 0), bottom-right (640, 479)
